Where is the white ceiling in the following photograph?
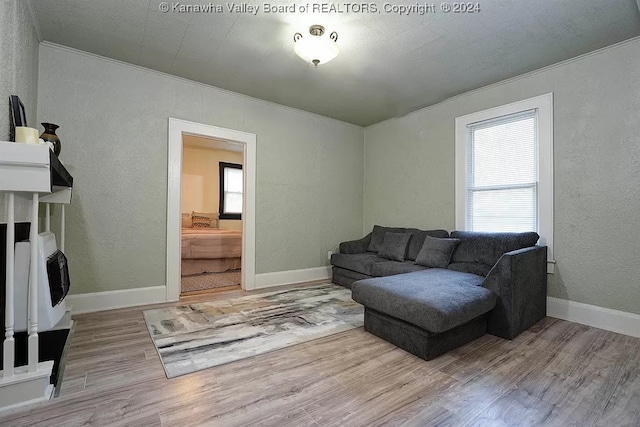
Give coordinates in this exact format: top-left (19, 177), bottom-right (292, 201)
top-left (32, 0), bottom-right (640, 126)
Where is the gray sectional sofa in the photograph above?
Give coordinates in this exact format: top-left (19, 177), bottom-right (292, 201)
top-left (330, 225), bottom-right (547, 360)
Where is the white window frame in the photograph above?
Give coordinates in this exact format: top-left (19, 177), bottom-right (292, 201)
top-left (455, 93), bottom-right (554, 273)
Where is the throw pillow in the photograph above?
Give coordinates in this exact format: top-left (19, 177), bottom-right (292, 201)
top-left (191, 211), bottom-right (219, 228)
top-left (378, 232), bottom-right (412, 262)
top-left (192, 215), bottom-right (211, 228)
top-left (181, 213), bottom-right (192, 228)
top-left (415, 236), bottom-right (461, 268)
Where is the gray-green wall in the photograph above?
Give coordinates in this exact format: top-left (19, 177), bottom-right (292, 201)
top-left (14, 27), bottom-right (640, 315)
top-left (364, 37), bottom-right (640, 315)
top-left (37, 44), bottom-right (364, 295)
top-left (0, 1), bottom-right (39, 141)
top-left (0, 1), bottom-right (39, 223)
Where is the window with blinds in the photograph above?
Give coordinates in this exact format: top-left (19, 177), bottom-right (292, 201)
top-left (466, 110), bottom-right (538, 233)
top-left (223, 167), bottom-right (243, 214)
top-left (219, 162), bottom-right (243, 219)
top-left (455, 93), bottom-right (553, 271)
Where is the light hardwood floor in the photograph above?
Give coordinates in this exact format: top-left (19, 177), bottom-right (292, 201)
top-left (1, 285), bottom-right (639, 427)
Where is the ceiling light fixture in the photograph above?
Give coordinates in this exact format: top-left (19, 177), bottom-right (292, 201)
top-left (293, 25), bottom-right (339, 67)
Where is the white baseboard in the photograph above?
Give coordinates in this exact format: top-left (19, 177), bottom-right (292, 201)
top-left (67, 267), bottom-right (333, 314)
top-left (255, 266), bottom-right (332, 289)
top-left (547, 296), bottom-right (640, 338)
top-left (66, 286), bottom-right (167, 314)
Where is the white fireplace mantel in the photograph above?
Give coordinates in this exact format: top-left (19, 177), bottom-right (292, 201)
top-left (0, 141), bottom-right (73, 412)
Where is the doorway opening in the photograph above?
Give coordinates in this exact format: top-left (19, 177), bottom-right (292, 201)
top-left (180, 135), bottom-right (244, 294)
top-left (166, 118), bottom-right (256, 301)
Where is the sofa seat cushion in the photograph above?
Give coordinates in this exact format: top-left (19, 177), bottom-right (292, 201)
top-left (331, 253), bottom-right (386, 275)
top-left (371, 261), bottom-right (428, 277)
top-left (351, 269), bottom-right (496, 333)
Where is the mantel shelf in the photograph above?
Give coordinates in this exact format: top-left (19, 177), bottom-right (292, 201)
top-left (0, 141), bottom-right (73, 202)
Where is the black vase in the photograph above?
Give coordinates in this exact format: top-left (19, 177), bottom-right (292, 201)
top-left (40, 122), bottom-right (61, 156)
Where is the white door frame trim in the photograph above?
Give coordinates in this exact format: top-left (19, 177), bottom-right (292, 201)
top-left (166, 118), bottom-right (256, 301)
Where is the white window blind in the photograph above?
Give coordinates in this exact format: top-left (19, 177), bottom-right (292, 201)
top-left (466, 110), bottom-right (538, 233)
top-left (224, 167), bottom-right (243, 214)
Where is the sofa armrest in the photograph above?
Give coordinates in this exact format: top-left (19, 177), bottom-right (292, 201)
top-left (482, 246), bottom-right (547, 339)
top-left (339, 233), bottom-right (372, 254)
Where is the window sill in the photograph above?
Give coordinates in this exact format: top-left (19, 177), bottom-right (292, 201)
top-left (219, 214), bottom-right (242, 220)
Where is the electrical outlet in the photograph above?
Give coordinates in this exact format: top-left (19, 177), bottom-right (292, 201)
top-left (327, 251), bottom-right (333, 260)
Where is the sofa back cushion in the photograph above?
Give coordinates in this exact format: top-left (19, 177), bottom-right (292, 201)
top-left (449, 231), bottom-right (539, 275)
top-left (366, 225), bottom-right (449, 258)
top-left (448, 262), bottom-right (493, 276)
top-left (367, 226), bottom-right (407, 252)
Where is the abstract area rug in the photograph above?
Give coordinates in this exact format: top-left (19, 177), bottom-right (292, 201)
top-left (143, 284), bottom-right (363, 378)
top-left (181, 270), bottom-right (241, 293)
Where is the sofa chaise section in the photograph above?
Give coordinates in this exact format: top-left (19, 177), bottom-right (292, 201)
top-left (352, 269), bottom-right (497, 360)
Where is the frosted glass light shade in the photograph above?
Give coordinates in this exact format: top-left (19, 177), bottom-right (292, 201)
top-left (294, 36), bottom-right (339, 65)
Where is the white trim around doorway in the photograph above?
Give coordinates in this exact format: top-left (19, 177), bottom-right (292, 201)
top-left (166, 118), bottom-right (257, 301)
